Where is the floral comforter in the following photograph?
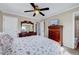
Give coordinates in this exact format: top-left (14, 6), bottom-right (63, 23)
top-left (0, 33), bottom-right (61, 55)
top-left (11, 36), bottom-right (61, 55)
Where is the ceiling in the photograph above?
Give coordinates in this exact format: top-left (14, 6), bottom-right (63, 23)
top-left (0, 3), bottom-right (79, 21)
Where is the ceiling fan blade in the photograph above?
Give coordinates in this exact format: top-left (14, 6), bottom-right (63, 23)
top-left (39, 12), bottom-right (45, 16)
top-left (24, 10), bottom-right (34, 12)
top-left (30, 3), bottom-right (36, 9)
top-left (33, 13), bottom-right (36, 16)
top-left (39, 8), bottom-right (49, 11)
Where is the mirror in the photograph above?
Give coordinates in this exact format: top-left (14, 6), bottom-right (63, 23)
top-left (21, 21), bottom-right (34, 32)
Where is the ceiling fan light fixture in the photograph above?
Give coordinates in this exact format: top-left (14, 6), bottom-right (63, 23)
top-left (24, 3), bottom-right (49, 16)
top-left (34, 10), bottom-right (39, 15)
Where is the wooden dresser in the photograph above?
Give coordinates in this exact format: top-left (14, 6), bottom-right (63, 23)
top-left (48, 25), bottom-right (63, 45)
top-left (19, 32), bottom-right (37, 37)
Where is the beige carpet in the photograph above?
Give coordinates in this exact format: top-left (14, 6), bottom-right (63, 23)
top-left (61, 46), bottom-right (79, 55)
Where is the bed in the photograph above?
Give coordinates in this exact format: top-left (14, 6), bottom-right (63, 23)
top-left (0, 33), bottom-right (61, 55)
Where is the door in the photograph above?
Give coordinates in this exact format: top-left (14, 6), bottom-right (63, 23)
top-left (40, 21), bottom-right (44, 36)
top-left (36, 22), bottom-right (40, 35)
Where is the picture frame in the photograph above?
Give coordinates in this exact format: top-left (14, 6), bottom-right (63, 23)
top-left (49, 19), bottom-right (60, 25)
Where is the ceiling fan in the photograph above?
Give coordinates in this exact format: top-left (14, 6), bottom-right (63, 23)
top-left (24, 3), bottom-right (49, 16)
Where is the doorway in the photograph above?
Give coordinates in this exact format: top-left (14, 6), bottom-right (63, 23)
top-left (73, 11), bottom-right (79, 48)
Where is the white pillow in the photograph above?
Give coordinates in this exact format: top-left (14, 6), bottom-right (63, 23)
top-left (0, 32), bottom-right (13, 55)
top-left (0, 32), bottom-right (4, 34)
top-left (0, 32), bottom-right (4, 54)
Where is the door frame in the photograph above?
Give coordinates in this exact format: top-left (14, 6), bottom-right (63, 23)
top-left (73, 11), bottom-right (79, 48)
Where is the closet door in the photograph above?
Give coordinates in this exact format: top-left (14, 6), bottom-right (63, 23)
top-left (40, 21), bottom-right (44, 36)
top-left (3, 15), bottom-right (18, 37)
top-left (36, 22), bottom-right (40, 35)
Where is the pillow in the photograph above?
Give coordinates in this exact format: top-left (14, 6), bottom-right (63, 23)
top-left (0, 33), bottom-right (13, 45)
top-left (0, 33), bottom-right (13, 55)
top-left (0, 32), bottom-right (4, 54)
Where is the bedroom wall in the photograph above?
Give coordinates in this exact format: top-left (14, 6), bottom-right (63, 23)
top-left (45, 7), bottom-right (79, 49)
top-left (0, 11), bottom-right (37, 33)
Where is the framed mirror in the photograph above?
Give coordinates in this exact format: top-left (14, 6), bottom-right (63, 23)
top-left (21, 21), bottom-right (34, 32)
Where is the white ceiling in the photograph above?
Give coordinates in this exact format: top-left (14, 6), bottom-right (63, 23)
top-left (0, 3), bottom-right (79, 21)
